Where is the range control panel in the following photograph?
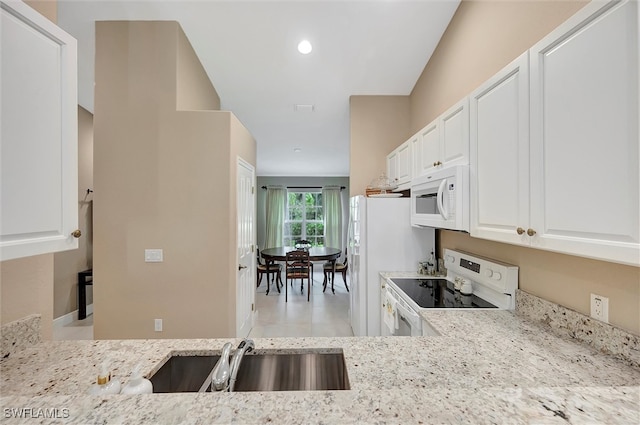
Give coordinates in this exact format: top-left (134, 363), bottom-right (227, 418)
top-left (444, 249), bottom-right (519, 308)
top-left (459, 258), bottom-right (481, 274)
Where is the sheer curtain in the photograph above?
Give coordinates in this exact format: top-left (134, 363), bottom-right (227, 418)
top-left (265, 186), bottom-right (286, 249)
top-left (322, 186), bottom-right (342, 249)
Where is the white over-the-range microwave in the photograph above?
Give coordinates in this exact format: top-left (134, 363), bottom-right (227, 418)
top-left (410, 164), bottom-right (469, 232)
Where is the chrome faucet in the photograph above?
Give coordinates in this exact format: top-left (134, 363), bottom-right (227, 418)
top-left (228, 339), bottom-right (254, 392)
top-left (210, 339), bottom-right (254, 392)
top-left (211, 342), bottom-right (232, 391)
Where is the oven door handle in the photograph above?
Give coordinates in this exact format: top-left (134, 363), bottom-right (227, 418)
top-left (436, 178), bottom-right (449, 220)
top-left (395, 302), bottom-right (420, 327)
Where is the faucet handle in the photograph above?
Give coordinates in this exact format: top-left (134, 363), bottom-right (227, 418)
top-left (237, 339), bottom-right (255, 352)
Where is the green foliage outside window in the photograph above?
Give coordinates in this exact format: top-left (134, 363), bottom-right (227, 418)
top-left (284, 192), bottom-right (324, 247)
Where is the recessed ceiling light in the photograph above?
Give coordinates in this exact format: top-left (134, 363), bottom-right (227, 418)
top-left (297, 40), bottom-right (312, 54)
top-left (293, 147), bottom-right (302, 153)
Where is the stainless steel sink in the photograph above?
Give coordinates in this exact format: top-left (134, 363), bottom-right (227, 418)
top-left (150, 355), bottom-right (220, 393)
top-left (231, 352), bottom-right (350, 391)
top-left (150, 350), bottom-right (350, 393)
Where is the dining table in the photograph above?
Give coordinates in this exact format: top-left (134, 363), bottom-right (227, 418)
top-left (260, 247), bottom-right (342, 295)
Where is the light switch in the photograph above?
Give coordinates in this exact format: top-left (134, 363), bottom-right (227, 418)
top-left (145, 249), bottom-right (163, 262)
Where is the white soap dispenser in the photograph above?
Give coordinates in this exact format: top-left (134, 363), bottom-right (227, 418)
top-left (89, 361), bottom-right (121, 395)
top-left (121, 363), bottom-right (153, 394)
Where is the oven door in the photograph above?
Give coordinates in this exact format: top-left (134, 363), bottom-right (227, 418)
top-left (381, 286), bottom-right (422, 336)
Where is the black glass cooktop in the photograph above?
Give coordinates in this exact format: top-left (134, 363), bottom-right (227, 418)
top-left (389, 278), bottom-right (498, 309)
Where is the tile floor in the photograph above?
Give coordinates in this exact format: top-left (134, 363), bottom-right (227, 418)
top-left (52, 271), bottom-right (353, 341)
top-left (52, 314), bottom-right (94, 340)
top-left (249, 270), bottom-right (354, 338)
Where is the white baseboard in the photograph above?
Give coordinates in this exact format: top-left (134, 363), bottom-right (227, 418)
top-left (53, 304), bottom-right (93, 328)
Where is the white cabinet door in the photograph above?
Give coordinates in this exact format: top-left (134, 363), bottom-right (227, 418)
top-left (387, 140), bottom-right (412, 189)
top-left (440, 97), bottom-right (469, 167)
top-left (386, 150), bottom-right (397, 185)
top-left (395, 141), bottom-right (411, 186)
top-left (530, 0), bottom-right (639, 266)
top-left (418, 121), bottom-right (439, 175)
top-left (414, 97), bottom-right (469, 179)
top-left (470, 52), bottom-right (530, 246)
top-left (0, 0), bottom-right (78, 261)
top-left (409, 133), bottom-right (420, 178)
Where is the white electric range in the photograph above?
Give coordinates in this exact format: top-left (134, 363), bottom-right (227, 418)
top-left (382, 249), bottom-right (519, 336)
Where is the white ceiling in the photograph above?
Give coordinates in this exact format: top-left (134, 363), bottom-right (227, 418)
top-left (57, 0), bottom-right (460, 177)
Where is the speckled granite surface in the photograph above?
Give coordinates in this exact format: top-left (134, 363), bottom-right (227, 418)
top-left (516, 289), bottom-right (640, 367)
top-left (1, 315), bottom-right (41, 359)
top-left (1, 275), bottom-right (639, 424)
top-left (381, 272), bottom-right (640, 368)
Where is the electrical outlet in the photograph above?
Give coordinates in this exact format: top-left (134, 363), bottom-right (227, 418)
top-left (154, 318), bottom-right (163, 332)
top-left (590, 294), bottom-right (609, 323)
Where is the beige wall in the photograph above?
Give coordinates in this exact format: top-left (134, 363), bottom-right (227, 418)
top-left (410, 0), bottom-right (588, 131)
top-left (410, 0), bottom-right (639, 335)
top-left (1, 255), bottom-right (54, 340)
top-left (53, 106), bottom-right (94, 318)
top-left (24, 0), bottom-right (56, 24)
top-left (0, 0), bottom-right (57, 341)
top-left (176, 25), bottom-right (221, 111)
top-left (94, 21), bottom-right (255, 339)
top-left (349, 95), bottom-right (410, 196)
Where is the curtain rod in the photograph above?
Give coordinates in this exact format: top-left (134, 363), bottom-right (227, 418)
top-left (261, 186), bottom-right (345, 190)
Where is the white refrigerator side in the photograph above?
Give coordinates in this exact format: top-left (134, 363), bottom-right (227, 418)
top-left (348, 196), bottom-right (435, 337)
top-left (365, 198), bottom-right (434, 336)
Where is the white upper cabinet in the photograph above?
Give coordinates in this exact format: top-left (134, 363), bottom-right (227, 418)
top-left (387, 139), bottom-right (412, 189)
top-left (409, 133), bottom-right (421, 178)
top-left (0, 0), bottom-right (79, 261)
top-left (389, 98), bottom-right (469, 187)
top-left (470, 0), bottom-right (639, 266)
top-left (417, 121), bottom-right (439, 175)
top-left (470, 52), bottom-right (530, 246)
top-left (386, 150), bottom-right (398, 184)
top-left (415, 97), bottom-right (470, 177)
top-left (529, 0), bottom-right (639, 266)
top-left (440, 98), bottom-right (469, 167)
top-left (395, 140), bottom-right (412, 185)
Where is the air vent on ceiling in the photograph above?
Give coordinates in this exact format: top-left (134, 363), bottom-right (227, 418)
top-left (294, 104), bottom-right (315, 112)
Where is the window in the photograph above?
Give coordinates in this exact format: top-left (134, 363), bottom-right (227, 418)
top-left (284, 192), bottom-right (324, 247)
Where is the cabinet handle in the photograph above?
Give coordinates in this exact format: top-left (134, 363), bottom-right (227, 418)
top-left (433, 162), bottom-right (438, 167)
top-left (71, 229), bottom-right (82, 238)
top-left (527, 228), bottom-right (537, 237)
top-left (516, 227), bottom-right (525, 235)
top-left (238, 264), bottom-right (247, 270)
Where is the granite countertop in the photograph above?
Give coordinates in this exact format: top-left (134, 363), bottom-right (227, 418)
top-left (1, 278), bottom-right (639, 424)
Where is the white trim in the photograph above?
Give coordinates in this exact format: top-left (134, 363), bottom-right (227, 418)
top-left (53, 304), bottom-right (93, 328)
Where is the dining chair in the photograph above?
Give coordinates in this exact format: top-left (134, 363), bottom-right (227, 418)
top-left (285, 250), bottom-right (311, 302)
top-left (294, 239), bottom-right (314, 276)
top-left (323, 248), bottom-right (349, 293)
top-left (256, 248), bottom-right (282, 294)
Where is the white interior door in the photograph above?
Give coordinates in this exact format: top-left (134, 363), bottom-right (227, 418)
top-left (236, 158), bottom-right (256, 337)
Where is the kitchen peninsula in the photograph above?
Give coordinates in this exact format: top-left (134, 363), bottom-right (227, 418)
top-left (1, 294), bottom-right (639, 424)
